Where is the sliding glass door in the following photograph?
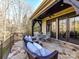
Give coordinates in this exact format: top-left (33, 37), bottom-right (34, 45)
top-left (75, 17), bottom-right (79, 39)
top-left (69, 16), bottom-right (79, 39)
top-left (51, 21), bottom-right (56, 38)
top-left (59, 19), bottom-right (67, 40)
top-left (46, 20), bottom-right (52, 33)
top-left (69, 17), bottom-right (75, 38)
top-left (46, 20), bottom-right (56, 38)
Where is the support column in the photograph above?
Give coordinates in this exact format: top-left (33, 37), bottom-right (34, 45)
top-left (32, 20), bottom-right (34, 36)
top-left (56, 18), bottom-right (59, 40)
top-left (32, 25), bottom-right (33, 36)
top-left (38, 20), bottom-right (42, 33)
top-left (66, 18), bottom-right (70, 41)
top-left (41, 21), bottom-right (42, 33)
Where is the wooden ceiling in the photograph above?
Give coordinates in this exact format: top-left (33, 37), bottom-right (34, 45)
top-left (30, 0), bottom-right (57, 20)
top-left (38, 0), bottom-right (72, 19)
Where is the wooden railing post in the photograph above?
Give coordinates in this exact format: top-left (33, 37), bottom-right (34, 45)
top-left (0, 40), bottom-right (3, 59)
top-left (9, 33), bottom-right (15, 52)
top-left (12, 33), bottom-right (14, 47)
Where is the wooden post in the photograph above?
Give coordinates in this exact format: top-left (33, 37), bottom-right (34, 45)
top-left (66, 18), bottom-right (70, 41)
top-left (0, 40), bottom-right (3, 59)
top-left (13, 33), bottom-right (14, 45)
top-left (38, 20), bottom-right (42, 33)
top-left (56, 18), bottom-right (59, 40)
top-left (32, 20), bottom-right (34, 36)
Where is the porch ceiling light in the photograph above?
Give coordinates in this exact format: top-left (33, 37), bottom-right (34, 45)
top-left (60, 4), bottom-right (64, 6)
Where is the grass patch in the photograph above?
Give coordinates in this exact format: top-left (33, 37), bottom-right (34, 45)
top-left (2, 47), bottom-right (9, 55)
top-left (0, 47), bottom-right (9, 59)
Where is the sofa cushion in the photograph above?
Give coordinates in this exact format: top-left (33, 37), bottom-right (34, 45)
top-left (27, 42), bottom-right (38, 52)
top-left (33, 42), bottom-right (42, 49)
top-left (27, 42), bottom-right (52, 56)
top-left (24, 36), bottom-right (32, 42)
top-left (39, 48), bottom-right (52, 56)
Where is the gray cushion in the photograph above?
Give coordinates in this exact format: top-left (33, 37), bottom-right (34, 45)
top-left (27, 42), bottom-right (52, 56)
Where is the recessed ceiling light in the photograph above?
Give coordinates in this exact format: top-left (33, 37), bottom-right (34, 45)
top-left (60, 4), bottom-right (64, 6)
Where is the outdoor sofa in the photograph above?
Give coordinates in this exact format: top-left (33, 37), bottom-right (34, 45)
top-left (23, 36), bottom-right (58, 59)
top-left (32, 32), bottom-right (51, 42)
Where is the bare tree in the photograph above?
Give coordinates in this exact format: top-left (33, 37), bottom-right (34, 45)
top-left (0, 0), bottom-right (33, 40)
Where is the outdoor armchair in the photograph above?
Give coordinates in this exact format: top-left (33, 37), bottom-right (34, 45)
top-left (42, 32), bottom-right (51, 41)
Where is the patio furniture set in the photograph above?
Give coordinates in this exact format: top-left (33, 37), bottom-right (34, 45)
top-left (32, 32), bottom-right (51, 42)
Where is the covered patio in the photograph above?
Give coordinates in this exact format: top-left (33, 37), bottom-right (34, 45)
top-left (0, 0), bottom-right (79, 59)
top-left (31, 0), bottom-right (79, 45)
top-left (7, 37), bottom-right (79, 59)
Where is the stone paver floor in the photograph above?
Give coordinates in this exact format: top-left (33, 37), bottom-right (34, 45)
top-left (7, 39), bottom-right (79, 59)
top-left (7, 41), bottom-right (28, 59)
top-left (42, 39), bottom-right (79, 59)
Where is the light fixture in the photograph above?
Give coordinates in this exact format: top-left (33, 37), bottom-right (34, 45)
top-left (60, 4), bottom-right (64, 6)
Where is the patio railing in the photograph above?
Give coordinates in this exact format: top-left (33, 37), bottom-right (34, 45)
top-left (0, 40), bottom-right (3, 59)
top-left (0, 33), bottom-right (25, 59)
top-left (0, 33), bottom-right (14, 59)
top-left (0, 33), bottom-right (18, 59)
